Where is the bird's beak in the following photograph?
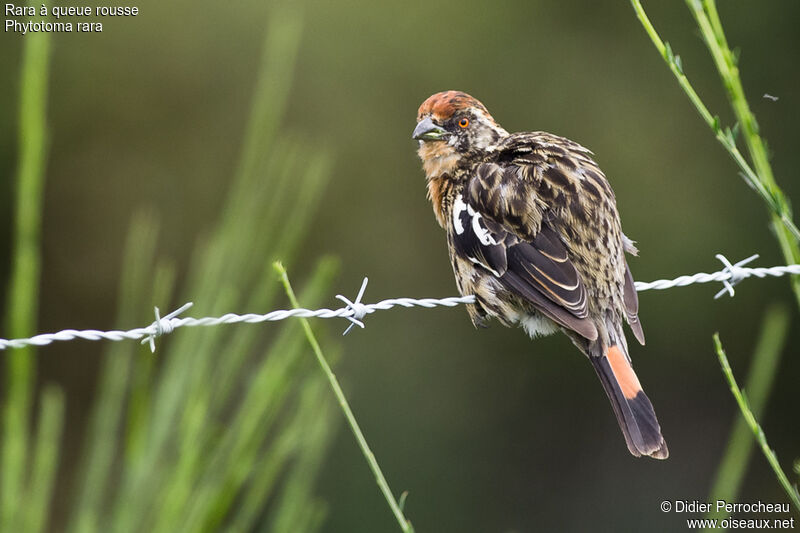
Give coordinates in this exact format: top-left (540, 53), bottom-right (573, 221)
top-left (412, 116), bottom-right (447, 141)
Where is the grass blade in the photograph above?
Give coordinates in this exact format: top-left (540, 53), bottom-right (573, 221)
top-left (706, 306), bottom-right (790, 519)
top-left (1, 28), bottom-right (51, 533)
top-left (264, 370), bottom-right (336, 533)
top-left (66, 211), bottom-right (166, 533)
top-left (629, 0), bottom-right (800, 309)
top-left (155, 258), bottom-right (339, 533)
top-left (21, 386), bottom-right (65, 533)
top-left (713, 334), bottom-right (800, 512)
top-left (277, 263), bottom-right (416, 533)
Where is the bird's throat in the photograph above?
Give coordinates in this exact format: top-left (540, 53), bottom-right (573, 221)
top-left (418, 141), bottom-right (460, 180)
top-left (418, 141), bottom-right (460, 228)
top-left (426, 176), bottom-right (448, 228)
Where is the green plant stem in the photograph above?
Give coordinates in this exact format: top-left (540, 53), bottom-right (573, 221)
top-left (276, 263), bottom-right (415, 533)
top-left (2, 29), bottom-right (51, 531)
top-left (696, 0), bottom-right (772, 187)
top-left (706, 306), bottom-right (789, 521)
top-left (688, 0), bottom-right (800, 303)
top-left (712, 334), bottom-right (800, 512)
top-left (66, 212), bottom-right (163, 533)
top-left (633, 0), bottom-right (800, 517)
top-left (23, 386), bottom-right (65, 533)
top-left (630, 0), bottom-right (800, 308)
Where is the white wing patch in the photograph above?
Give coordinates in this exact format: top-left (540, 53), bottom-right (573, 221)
top-left (453, 194), bottom-right (468, 234)
top-left (466, 256), bottom-right (501, 277)
top-left (471, 211), bottom-right (496, 246)
top-left (453, 194), bottom-right (497, 245)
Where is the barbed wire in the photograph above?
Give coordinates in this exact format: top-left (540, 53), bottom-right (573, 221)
top-left (632, 254), bottom-right (799, 298)
top-left (1, 254), bottom-right (798, 352)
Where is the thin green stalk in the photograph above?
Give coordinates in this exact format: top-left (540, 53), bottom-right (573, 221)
top-left (633, 0), bottom-right (800, 517)
top-left (712, 334), bottom-right (800, 512)
top-left (123, 260), bottom-right (176, 466)
top-left (706, 306), bottom-right (790, 521)
top-left (629, 0), bottom-right (772, 213)
top-left (629, 0), bottom-right (800, 307)
top-left (276, 263), bottom-right (416, 533)
top-left (21, 386), bottom-right (65, 533)
top-left (67, 212), bottom-right (164, 533)
top-left (141, 7), bottom-right (305, 481)
top-left (168, 258), bottom-right (338, 533)
top-left (265, 371), bottom-right (335, 533)
top-left (108, 73), bottom-right (333, 531)
top-left (2, 28), bottom-right (51, 532)
top-left (688, 0), bottom-right (800, 302)
top-left (226, 423), bottom-right (301, 533)
top-left (696, 0), bottom-right (774, 189)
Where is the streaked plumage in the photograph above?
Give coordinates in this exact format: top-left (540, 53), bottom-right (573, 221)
top-left (413, 90), bottom-right (667, 459)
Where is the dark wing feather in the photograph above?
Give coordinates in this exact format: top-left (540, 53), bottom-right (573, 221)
top-left (506, 226), bottom-right (587, 317)
top-left (450, 196), bottom-right (508, 276)
top-left (451, 189), bottom-right (597, 341)
top-left (623, 262), bottom-right (645, 345)
top-left (501, 270), bottom-right (598, 341)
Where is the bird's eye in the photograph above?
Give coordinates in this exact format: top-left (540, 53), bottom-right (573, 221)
top-left (458, 118), bottom-right (469, 128)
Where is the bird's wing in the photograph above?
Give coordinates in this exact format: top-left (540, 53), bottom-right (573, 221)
top-left (623, 261), bottom-right (645, 345)
top-left (468, 133), bottom-right (609, 237)
top-left (451, 175), bottom-right (597, 341)
top-left (463, 133), bottom-right (647, 344)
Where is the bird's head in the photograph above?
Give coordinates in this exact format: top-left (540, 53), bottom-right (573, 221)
top-left (413, 91), bottom-right (508, 176)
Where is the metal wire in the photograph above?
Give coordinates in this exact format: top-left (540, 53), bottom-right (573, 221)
top-left (1, 254), bottom-right (797, 352)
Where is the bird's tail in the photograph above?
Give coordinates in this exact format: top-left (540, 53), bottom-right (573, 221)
top-left (590, 343), bottom-right (668, 459)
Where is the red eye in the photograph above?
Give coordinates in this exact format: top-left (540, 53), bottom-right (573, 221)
top-left (458, 118), bottom-right (469, 128)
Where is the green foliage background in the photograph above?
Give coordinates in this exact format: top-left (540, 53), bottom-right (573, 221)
top-left (1, 1), bottom-right (798, 531)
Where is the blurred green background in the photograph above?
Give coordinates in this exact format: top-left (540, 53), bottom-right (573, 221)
top-left (1, 1), bottom-right (798, 531)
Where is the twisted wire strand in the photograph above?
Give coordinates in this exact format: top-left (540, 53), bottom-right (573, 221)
top-left (633, 254), bottom-right (800, 298)
top-left (1, 254), bottom-right (797, 351)
top-left (634, 265), bottom-right (800, 290)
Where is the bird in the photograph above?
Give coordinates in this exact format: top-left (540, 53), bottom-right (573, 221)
top-left (412, 90), bottom-right (667, 459)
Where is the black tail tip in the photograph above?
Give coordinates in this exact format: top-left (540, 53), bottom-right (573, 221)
top-left (630, 438), bottom-right (669, 460)
top-left (627, 390), bottom-right (669, 460)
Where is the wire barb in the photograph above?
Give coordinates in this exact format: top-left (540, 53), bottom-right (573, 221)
top-left (632, 253), bottom-right (800, 295)
top-left (335, 277), bottom-right (370, 335)
top-left (714, 253), bottom-right (758, 299)
top-left (141, 302), bottom-right (194, 353)
top-left (1, 255), bottom-right (799, 352)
